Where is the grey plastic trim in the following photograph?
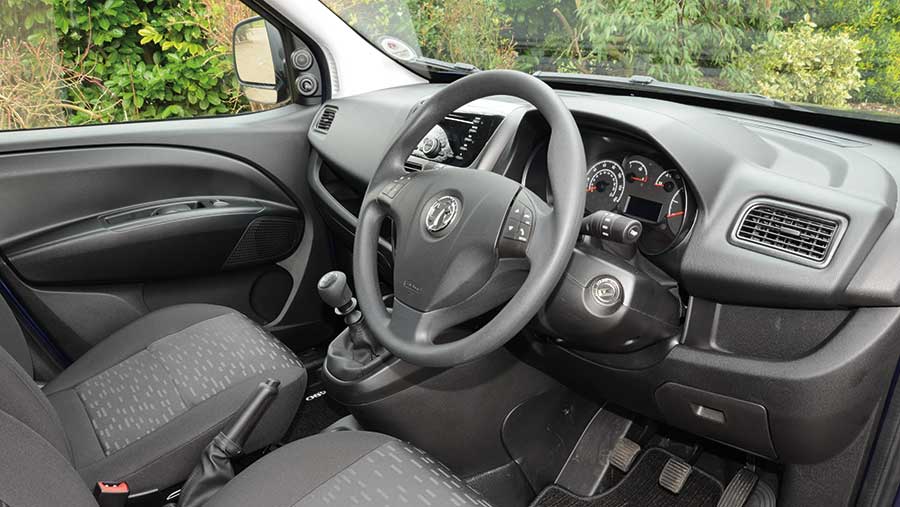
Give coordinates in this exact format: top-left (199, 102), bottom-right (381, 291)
top-left (728, 198), bottom-right (848, 269)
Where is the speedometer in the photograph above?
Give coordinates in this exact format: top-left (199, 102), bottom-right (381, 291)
top-left (585, 160), bottom-right (625, 212)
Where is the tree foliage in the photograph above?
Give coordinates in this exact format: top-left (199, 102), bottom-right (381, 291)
top-left (811, 0), bottom-right (900, 104)
top-left (411, 0), bottom-right (517, 70)
top-left (725, 16), bottom-right (863, 106)
top-left (1, 0), bottom-right (256, 129)
top-left (575, 0), bottom-right (790, 85)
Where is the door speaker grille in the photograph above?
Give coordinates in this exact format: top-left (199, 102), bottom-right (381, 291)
top-left (224, 217), bottom-right (302, 269)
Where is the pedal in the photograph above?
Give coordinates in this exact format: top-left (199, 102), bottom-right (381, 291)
top-left (717, 467), bottom-right (759, 507)
top-left (659, 458), bottom-right (692, 494)
top-left (609, 438), bottom-right (641, 473)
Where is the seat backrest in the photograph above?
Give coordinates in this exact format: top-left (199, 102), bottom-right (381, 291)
top-left (0, 298), bottom-right (71, 459)
top-left (0, 407), bottom-right (97, 507)
top-left (0, 298), bottom-right (93, 505)
top-left (0, 291), bottom-right (33, 377)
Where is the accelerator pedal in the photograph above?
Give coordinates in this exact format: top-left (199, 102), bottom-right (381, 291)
top-left (717, 467), bottom-right (759, 507)
top-left (609, 438), bottom-right (642, 473)
top-left (659, 457), bottom-right (693, 495)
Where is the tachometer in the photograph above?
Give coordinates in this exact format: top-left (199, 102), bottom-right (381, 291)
top-left (585, 160), bottom-right (625, 212)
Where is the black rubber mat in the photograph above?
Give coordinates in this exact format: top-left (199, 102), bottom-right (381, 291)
top-left (530, 448), bottom-right (723, 507)
top-left (286, 389), bottom-right (349, 441)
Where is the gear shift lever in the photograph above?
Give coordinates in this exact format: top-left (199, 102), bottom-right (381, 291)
top-left (319, 271), bottom-right (385, 381)
top-left (318, 271), bottom-right (361, 325)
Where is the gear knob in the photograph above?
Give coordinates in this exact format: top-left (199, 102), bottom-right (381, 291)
top-left (318, 271), bottom-right (353, 312)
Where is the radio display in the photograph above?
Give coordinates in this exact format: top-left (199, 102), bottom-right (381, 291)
top-left (625, 195), bottom-right (663, 222)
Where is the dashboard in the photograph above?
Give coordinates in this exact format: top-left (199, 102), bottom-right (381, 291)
top-left (306, 87), bottom-right (896, 310)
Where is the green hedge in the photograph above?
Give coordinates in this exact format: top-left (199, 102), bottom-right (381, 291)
top-left (725, 17), bottom-right (863, 107)
top-left (2, 0), bottom-right (251, 129)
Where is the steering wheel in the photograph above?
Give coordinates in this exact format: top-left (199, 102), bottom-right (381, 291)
top-left (353, 70), bottom-right (585, 368)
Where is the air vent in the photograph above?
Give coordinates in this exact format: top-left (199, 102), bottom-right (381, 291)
top-left (315, 105), bottom-right (337, 133)
top-left (404, 159), bottom-right (423, 172)
top-left (733, 200), bottom-right (844, 267)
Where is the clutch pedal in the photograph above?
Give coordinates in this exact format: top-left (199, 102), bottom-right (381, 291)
top-left (609, 438), bottom-right (641, 473)
top-left (659, 457), bottom-right (693, 494)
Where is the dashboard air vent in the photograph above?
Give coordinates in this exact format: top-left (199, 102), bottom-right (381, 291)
top-left (404, 159), bottom-right (423, 172)
top-left (315, 106), bottom-right (337, 133)
top-left (733, 201), bottom-right (843, 266)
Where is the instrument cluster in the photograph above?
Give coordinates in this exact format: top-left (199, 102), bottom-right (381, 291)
top-left (585, 153), bottom-right (692, 253)
top-left (521, 130), bottom-right (696, 255)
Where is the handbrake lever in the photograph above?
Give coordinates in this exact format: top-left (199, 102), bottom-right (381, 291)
top-left (173, 379), bottom-right (280, 507)
top-left (222, 378), bottom-right (281, 447)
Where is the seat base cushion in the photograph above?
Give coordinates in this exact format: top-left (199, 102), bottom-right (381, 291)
top-left (44, 304), bottom-right (306, 494)
top-left (207, 431), bottom-right (493, 507)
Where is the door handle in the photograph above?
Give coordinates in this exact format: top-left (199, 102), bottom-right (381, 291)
top-left (153, 203), bottom-right (194, 216)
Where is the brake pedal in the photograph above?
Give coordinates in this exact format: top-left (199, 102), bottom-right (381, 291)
top-left (659, 458), bottom-right (692, 494)
top-left (717, 467), bottom-right (759, 507)
top-left (609, 438), bottom-right (641, 473)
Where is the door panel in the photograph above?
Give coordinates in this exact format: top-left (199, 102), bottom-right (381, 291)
top-left (0, 146), bottom-right (292, 247)
top-left (0, 105), bottom-right (334, 365)
top-left (7, 196), bottom-right (301, 284)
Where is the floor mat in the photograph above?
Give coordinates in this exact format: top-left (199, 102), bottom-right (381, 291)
top-left (285, 388), bottom-right (349, 441)
top-left (530, 448), bottom-right (723, 507)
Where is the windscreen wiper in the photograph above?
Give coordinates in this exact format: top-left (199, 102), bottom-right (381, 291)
top-left (408, 56), bottom-right (479, 74)
top-left (533, 71), bottom-right (808, 111)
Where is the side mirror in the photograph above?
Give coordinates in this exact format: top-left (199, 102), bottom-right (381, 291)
top-left (233, 17), bottom-right (288, 105)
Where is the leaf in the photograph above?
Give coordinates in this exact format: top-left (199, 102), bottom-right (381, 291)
top-left (160, 105), bottom-right (185, 118)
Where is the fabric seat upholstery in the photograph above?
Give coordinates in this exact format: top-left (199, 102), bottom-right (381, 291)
top-left (0, 301), bottom-right (490, 507)
top-left (4, 303), bottom-right (306, 495)
top-left (206, 431), bottom-right (493, 507)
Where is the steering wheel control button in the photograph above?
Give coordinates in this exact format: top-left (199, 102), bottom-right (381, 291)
top-left (424, 195), bottom-right (461, 234)
top-left (509, 199), bottom-right (533, 222)
top-left (381, 176), bottom-right (412, 199)
top-left (499, 196), bottom-right (536, 257)
top-left (516, 222), bottom-right (532, 242)
top-left (521, 207), bottom-right (533, 226)
top-left (591, 277), bottom-right (623, 307)
top-left (502, 219), bottom-right (519, 239)
top-left (382, 183), bottom-right (399, 198)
